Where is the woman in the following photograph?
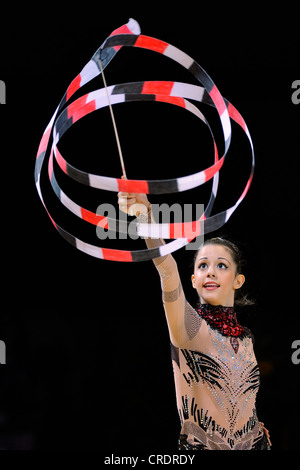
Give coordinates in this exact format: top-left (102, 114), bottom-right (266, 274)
top-left (118, 189), bottom-right (271, 450)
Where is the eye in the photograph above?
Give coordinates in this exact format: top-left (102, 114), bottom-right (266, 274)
top-left (217, 262), bottom-right (228, 269)
top-left (198, 262), bottom-right (208, 269)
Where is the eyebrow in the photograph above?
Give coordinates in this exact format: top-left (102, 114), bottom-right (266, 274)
top-left (218, 257), bottom-right (231, 264)
top-left (197, 256), bottom-right (231, 264)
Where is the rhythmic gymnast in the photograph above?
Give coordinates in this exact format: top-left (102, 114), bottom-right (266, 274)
top-left (35, 18), bottom-right (269, 449)
top-left (118, 190), bottom-right (272, 451)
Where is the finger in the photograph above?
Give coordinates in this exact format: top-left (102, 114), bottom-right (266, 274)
top-left (118, 196), bottom-right (136, 206)
top-left (129, 203), bottom-right (149, 217)
top-left (118, 191), bottom-right (137, 199)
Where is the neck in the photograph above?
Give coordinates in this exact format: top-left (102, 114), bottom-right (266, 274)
top-left (200, 303), bottom-right (235, 311)
top-left (197, 304), bottom-right (245, 340)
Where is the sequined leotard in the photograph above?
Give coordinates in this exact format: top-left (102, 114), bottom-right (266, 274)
top-left (164, 293), bottom-right (269, 450)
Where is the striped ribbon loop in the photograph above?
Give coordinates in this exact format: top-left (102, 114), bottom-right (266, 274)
top-left (34, 18), bottom-right (254, 262)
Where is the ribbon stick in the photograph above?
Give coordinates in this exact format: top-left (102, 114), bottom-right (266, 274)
top-left (99, 58), bottom-right (127, 179)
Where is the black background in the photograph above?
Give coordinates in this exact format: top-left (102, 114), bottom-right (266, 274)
top-left (0, 3), bottom-right (299, 456)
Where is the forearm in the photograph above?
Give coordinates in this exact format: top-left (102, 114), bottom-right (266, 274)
top-left (137, 205), bottom-right (177, 279)
top-left (117, 188), bottom-right (178, 278)
top-left (138, 205), bottom-right (186, 346)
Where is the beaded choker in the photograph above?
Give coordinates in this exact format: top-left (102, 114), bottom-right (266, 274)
top-left (198, 304), bottom-right (245, 337)
top-left (197, 304), bottom-right (249, 353)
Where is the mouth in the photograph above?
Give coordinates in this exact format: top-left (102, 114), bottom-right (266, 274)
top-left (203, 282), bottom-right (220, 291)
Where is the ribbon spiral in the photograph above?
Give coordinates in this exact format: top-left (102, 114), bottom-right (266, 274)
top-left (34, 18), bottom-right (254, 262)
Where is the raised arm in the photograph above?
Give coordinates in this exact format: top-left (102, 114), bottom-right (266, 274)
top-left (118, 189), bottom-right (189, 346)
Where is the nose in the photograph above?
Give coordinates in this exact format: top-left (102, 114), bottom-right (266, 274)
top-left (207, 265), bottom-right (216, 277)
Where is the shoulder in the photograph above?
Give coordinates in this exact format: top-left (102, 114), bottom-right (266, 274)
top-left (243, 326), bottom-right (255, 345)
top-left (184, 301), bottom-right (203, 341)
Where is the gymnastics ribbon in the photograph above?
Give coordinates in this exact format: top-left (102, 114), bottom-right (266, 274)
top-left (35, 18), bottom-right (254, 262)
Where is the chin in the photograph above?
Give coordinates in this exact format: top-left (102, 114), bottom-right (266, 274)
top-left (200, 294), bottom-right (222, 305)
top-left (200, 290), bottom-right (230, 306)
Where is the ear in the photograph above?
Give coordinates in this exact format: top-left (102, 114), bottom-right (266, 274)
top-left (233, 274), bottom-right (245, 290)
top-left (191, 274), bottom-right (196, 289)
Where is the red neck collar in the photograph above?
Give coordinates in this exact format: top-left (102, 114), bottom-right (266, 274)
top-left (197, 303), bottom-right (245, 338)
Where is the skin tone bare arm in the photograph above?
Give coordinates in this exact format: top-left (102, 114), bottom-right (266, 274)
top-left (117, 189), bottom-right (188, 346)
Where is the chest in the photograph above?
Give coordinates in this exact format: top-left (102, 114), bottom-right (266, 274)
top-left (178, 323), bottom-right (260, 393)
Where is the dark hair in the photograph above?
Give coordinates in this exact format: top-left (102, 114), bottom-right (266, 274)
top-left (193, 237), bottom-right (255, 307)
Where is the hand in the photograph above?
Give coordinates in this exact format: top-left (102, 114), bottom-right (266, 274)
top-left (118, 177), bottom-right (151, 217)
top-left (260, 422), bottom-right (272, 447)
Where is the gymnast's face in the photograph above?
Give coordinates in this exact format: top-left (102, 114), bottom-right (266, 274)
top-left (191, 244), bottom-right (245, 307)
